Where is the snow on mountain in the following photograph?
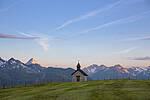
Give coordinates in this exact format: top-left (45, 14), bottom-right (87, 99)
top-left (8, 58), bottom-right (19, 65)
top-left (144, 66), bottom-right (150, 70)
top-left (0, 57), bottom-right (75, 86)
top-left (83, 64), bottom-right (129, 74)
top-left (83, 64), bottom-right (106, 74)
top-left (131, 67), bottom-right (144, 72)
top-left (0, 57), bottom-right (6, 66)
top-left (0, 57), bottom-right (42, 73)
top-left (84, 64), bottom-right (149, 75)
top-left (6, 58), bottom-right (27, 68)
top-left (26, 58), bottom-right (39, 65)
top-left (0, 57), bottom-right (150, 81)
top-left (84, 64), bottom-right (150, 80)
top-left (112, 64), bottom-right (129, 73)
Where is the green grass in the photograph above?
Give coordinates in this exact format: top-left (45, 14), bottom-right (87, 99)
top-left (0, 79), bottom-right (150, 100)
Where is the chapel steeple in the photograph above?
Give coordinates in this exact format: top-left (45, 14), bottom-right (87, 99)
top-left (77, 60), bottom-right (81, 70)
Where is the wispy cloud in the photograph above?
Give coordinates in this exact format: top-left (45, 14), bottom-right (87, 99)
top-left (124, 35), bottom-right (150, 41)
top-left (128, 56), bottom-right (150, 60)
top-left (0, 0), bottom-right (24, 12)
top-left (36, 37), bottom-right (50, 51)
top-left (18, 32), bottom-right (50, 51)
top-left (0, 33), bottom-right (39, 39)
top-left (55, 0), bottom-right (122, 30)
top-left (0, 32), bottom-right (51, 51)
top-left (117, 47), bottom-right (138, 54)
top-left (77, 11), bottom-right (150, 35)
top-left (18, 31), bottom-right (64, 51)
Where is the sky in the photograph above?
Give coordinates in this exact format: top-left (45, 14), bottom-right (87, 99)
top-left (0, 0), bottom-right (150, 68)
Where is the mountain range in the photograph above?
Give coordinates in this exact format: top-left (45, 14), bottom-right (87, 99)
top-left (0, 57), bottom-right (150, 86)
top-left (83, 64), bottom-right (150, 80)
top-left (0, 57), bottom-right (75, 86)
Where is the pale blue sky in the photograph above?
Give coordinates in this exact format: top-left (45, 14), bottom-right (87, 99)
top-left (0, 0), bottom-right (150, 68)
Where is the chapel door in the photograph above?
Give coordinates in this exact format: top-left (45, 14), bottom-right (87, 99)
top-left (76, 76), bottom-right (80, 82)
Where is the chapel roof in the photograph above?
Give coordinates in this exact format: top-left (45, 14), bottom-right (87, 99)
top-left (71, 62), bottom-right (88, 76)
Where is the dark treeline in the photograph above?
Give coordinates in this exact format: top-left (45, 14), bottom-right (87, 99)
top-left (1, 75), bottom-right (150, 88)
top-left (0, 78), bottom-right (70, 88)
top-left (93, 75), bottom-right (150, 80)
top-left (96, 75), bottom-right (150, 80)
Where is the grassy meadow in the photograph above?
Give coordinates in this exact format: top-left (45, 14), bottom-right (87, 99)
top-left (0, 79), bottom-right (150, 100)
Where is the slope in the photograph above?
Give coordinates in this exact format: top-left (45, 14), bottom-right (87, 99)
top-left (0, 79), bottom-right (150, 100)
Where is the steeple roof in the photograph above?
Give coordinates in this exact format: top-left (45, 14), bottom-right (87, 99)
top-left (71, 61), bottom-right (88, 76)
top-left (77, 62), bottom-right (81, 70)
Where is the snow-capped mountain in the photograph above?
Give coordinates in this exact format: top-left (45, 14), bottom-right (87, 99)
top-left (26, 58), bottom-right (39, 65)
top-left (83, 64), bottom-right (150, 80)
top-left (0, 57), bottom-right (150, 86)
top-left (0, 57), bottom-right (6, 66)
top-left (0, 58), bottom-right (41, 73)
top-left (0, 57), bottom-right (75, 86)
top-left (83, 64), bottom-right (106, 74)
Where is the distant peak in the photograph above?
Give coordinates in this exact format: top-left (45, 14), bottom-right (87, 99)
top-left (0, 57), bottom-right (4, 60)
top-left (26, 58), bottom-right (39, 65)
top-left (8, 58), bottom-right (16, 61)
top-left (100, 65), bottom-right (106, 67)
top-left (0, 57), bottom-right (5, 63)
top-left (114, 64), bottom-right (122, 67)
top-left (7, 58), bottom-right (20, 65)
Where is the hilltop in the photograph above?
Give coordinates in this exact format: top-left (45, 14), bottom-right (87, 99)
top-left (0, 79), bottom-right (150, 100)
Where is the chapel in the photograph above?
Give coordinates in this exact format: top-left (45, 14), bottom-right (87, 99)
top-left (71, 62), bottom-right (88, 82)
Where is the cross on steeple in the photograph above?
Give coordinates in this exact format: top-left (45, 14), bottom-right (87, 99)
top-left (78, 60), bottom-right (80, 63)
top-left (77, 60), bottom-right (81, 70)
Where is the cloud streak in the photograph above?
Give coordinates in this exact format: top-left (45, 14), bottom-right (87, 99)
top-left (117, 47), bottom-right (138, 54)
top-left (18, 32), bottom-right (51, 51)
top-left (0, 0), bottom-right (24, 12)
top-left (55, 0), bottom-right (122, 30)
top-left (129, 56), bottom-right (150, 60)
top-left (0, 33), bottom-right (39, 39)
top-left (124, 36), bottom-right (150, 41)
top-left (0, 32), bottom-right (53, 51)
top-left (77, 11), bottom-right (150, 35)
top-left (18, 31), bottom-right (64, 51)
